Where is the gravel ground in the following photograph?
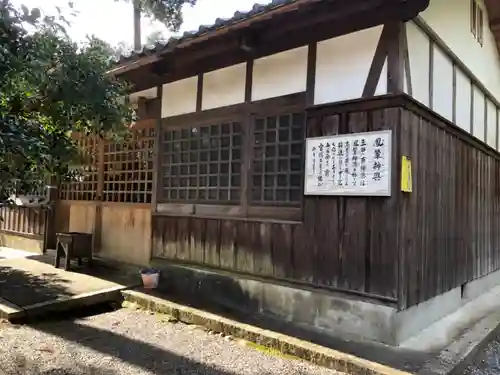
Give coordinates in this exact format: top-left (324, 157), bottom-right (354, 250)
top-left (0, 307), bottom-right (343, 375)
top-left (464, 334), bottom-right (500, 375)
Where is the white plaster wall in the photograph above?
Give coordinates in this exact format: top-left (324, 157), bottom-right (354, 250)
top-left (456, 68), bottom-right (472, 132)
top-left (161, 76), bottom-right (197, 118)
top-left (315, 25), bottom-right (386, 105)
top-left (473, 85), bottom-right (485, 141)
top-left (202, 63), bottom-right (246, 110)
top-left (129, 87), bottom-right (158, 103)
top-left (252, 46), bottom-right (308, 102)
top-left (432, 45), bottom-right (454, 121)
top-left (421, 0), bottom-right (500, 101)
top-left (487, 99), bottom-right (497, 148)
top-left (406, 21), bottom-right (430, 107)
top-left (498, 108), bottom-right (500, 152)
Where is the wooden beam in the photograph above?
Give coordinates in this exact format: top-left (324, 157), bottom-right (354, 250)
top-left (196, 73), bottom-right (203, 112)
top-left (91, 136), bottom-right (105, 253)
top-left (241, 59), bottom-right (254, 216)
top-left (387, 21), bottom-right (405, 94)
top-left (125, 0), bottom-right (430, 92)
top-left (129, 7), bottom-right (406, 92)
top-left (151, 85), bottom-right (163, 211)
top-left (362, 24), bottom-right (391, 97)
top-left (109, 0), bottom-right (320, 76)
top-left (306, 42), bottom-right (317, 105)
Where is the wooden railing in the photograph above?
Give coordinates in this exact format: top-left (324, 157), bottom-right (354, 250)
top-left (0, 205), bottom-right (47, 239)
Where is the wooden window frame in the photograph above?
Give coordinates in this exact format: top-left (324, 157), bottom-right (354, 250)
top-left (471, 0), bottom-right (484, 46)
top-left (157, 93), bottom-right (306, 222)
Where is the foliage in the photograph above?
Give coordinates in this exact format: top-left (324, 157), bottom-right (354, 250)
top-left (118, 0), bottom-right (197, 32)
top-left (0, 0), bottom-right (135, 200)
top-left (145, 29), bottom-right (166, 46)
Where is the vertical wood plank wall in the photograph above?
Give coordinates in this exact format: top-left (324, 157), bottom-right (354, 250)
top-left (153, 94), bottom-right (500, 307)
top-left (399, 96), bottom-right (500, 309)
top-left (152, 97), bottom-right (403, 302)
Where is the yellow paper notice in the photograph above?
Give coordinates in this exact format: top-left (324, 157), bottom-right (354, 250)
top-left (401, 156), bottom-right (412, 193)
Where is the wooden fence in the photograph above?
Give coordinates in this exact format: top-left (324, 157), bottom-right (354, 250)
top-left (0, 205), bottom-right (47, 239)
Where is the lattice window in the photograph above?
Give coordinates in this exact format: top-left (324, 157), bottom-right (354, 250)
top-left (59, 135), bottom-right (98, 201)
top-left (103, 126), bottom-right (155, 203)
top-left (161, 122), bottom-right (242, 203)
top-left (251, 112), bottom-right (305, 205)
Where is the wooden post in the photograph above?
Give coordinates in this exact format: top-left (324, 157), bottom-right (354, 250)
top-left (92, 138), bottom-right (105, 254)
top-left (42, 182), bottom-right (58, 253)
top-left (387, 21), bottom-right (405, 94)
top-left (151, 85), bottom-right (163, 211)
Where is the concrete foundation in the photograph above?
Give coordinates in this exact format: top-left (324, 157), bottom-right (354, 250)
top-left (153, 261), bottom-right (500, 349)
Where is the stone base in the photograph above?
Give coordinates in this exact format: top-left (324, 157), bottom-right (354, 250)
top-left (152, 260), bottom-right (500, 350)
top-left (0, 232), bottom-right (43, 254)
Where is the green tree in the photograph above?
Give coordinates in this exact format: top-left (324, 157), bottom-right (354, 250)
top-left (117, 0), bottom-right (197, 50)
top-left (0, 0), bottom-right (135, 200)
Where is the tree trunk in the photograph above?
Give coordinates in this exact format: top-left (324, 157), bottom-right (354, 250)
top-left (133, 0), bottom-right (141, 51)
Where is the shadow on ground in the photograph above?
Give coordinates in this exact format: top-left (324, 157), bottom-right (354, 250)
top-left (6, 355), bottom-right (118, 375)
top-left (0, 263), bottom-right (74, 307)
top-left (0, 252), bottom-right (138, 308)
top-left (28, 252), bottom-right (141, 286)
top-left (8, 304), bottom-right (318, 375)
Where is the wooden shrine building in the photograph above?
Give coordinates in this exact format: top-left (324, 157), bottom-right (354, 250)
top-left (4, 0), bottom-right (500, 348)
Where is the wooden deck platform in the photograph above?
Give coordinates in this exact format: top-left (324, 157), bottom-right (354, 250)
top-left (0, 249), bottom-right (138, 321)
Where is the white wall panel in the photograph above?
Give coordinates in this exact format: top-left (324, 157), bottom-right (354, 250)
top-left (486, 99), bottom-right (497, 148)
top-left (202, 63), bottom-right (246, 110)
top-left (473, 86), bottom-right (485, 141)
top-left (432, 45), bottom-right (454, 121)
top-left (314, 26), bottom-right (385, 105)
top-left (498, 109), bottom-right (500, 151)
top-left (455, 69), bottom-right (472, 132)
top-left (421, 0), bottom-right (500, 100)
top-left (252, 47), bottom-right (308, 101)
top-left (162, 76), bottom-right (197, 118)
top-left (406, 22), bottom-right (430, 106)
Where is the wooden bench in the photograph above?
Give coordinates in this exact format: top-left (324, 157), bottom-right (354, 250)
top-left (54, 232), bottom-right (93, 271)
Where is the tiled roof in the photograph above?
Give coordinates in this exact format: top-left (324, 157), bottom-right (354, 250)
top-left (117, 0), bottom-right (301, 64)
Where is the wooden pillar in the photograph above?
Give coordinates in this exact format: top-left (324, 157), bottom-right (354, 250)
top-left (151, 85), bottom-right (163, 211)
top-left (387, 21), bottom-right (405, 94)
top-left (42, 182), bottom-right (58, 252)
top-left (92, 138), bottom-right (105, 253)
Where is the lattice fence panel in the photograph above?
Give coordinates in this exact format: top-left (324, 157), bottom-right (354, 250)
top-left (103, 125), bottom-right (155, 203)
top-left (59, 134), bottom-right (99, 201)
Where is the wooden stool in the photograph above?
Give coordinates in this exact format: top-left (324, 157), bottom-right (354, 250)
top-left (54, 232), bottom-right (93, 271)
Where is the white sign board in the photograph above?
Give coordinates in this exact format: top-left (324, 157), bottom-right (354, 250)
top-left (304, 130), bottom-right (392, 196)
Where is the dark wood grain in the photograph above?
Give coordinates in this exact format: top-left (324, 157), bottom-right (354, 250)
top-left (151, 94), bottom-right (500, 307)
